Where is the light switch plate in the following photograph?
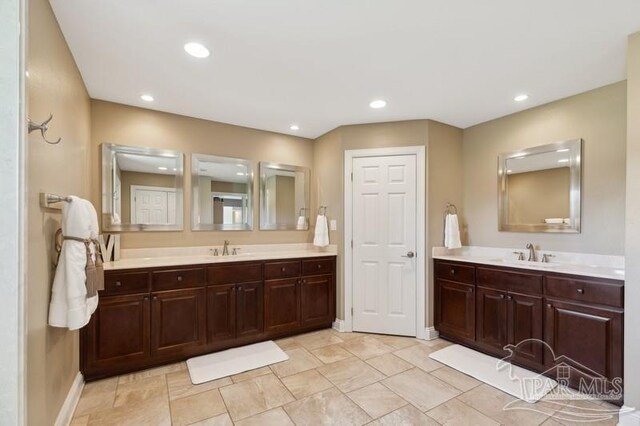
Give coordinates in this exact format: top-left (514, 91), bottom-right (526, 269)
top-left (330, 219), bottom-right (337, 231)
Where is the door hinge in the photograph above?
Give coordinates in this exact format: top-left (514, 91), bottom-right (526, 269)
top-left (350, 172), bottom-right (353, 182)
top-left (351, 240), bottom-right (353, 248)
top-left (351, 307), bottom-right (354, 316)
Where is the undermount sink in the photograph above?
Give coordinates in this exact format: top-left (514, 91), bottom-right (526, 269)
top-left (488, 258), bottom-right (559, 269)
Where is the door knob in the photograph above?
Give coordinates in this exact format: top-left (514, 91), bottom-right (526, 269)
top-left (401, 251), bottom-right (415, 258)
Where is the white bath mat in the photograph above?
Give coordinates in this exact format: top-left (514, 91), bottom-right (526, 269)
top-left (429, 344), bottom-right (557, 402)
top-left (187, 340), bottom-right (289, 384)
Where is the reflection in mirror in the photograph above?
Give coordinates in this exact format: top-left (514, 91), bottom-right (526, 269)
top-left (260, 162), bottom-right (310, 230)
top-left (192, 154), bottom-right (253, 231)
top-left (498, 139), bottom-right (582, 233)
top-left (102, 143), bottom-right (184, 231)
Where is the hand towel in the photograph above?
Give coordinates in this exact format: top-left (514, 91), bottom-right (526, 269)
top-left (313, 215), bottom-right (330, 247)
top-left (49, 196), bottom-right (100, 330)
top-left (444, 213), bottom-right (462, 249)
top-left (296, 215), bottom-right (307, 230)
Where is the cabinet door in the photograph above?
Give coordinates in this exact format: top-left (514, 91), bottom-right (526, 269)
top-left (435, 279), bottom-right (475, 341)
top-left (85, 293), bottom-right (150, 371)
top-left (265, 278), bottom-right (300, 335)
top-left (476, 286), bottom-right (508, 356)
top-left (507, 292), bottom-right (543, 369)
top-left (151, 288), bottom-right (207, 356)
top-left (236, 281), bottom-right (264, 338)
top-left (300, 275), bottom-right (333, 328)
top-left (544, 298), bottom-right (623, 382)
top-left (207, 284), bottom-right (237, 345)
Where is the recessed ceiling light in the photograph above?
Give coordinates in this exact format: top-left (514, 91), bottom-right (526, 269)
top-left (184, 42), bottom-right (210, 58)
top-left (557, 148), bottom-right (570, 153)
top-left (236, 164), bottom-right (244, 167)
top-left (514, 94), bottom-right (529, 102)
top-left (173, 168), bottom-right (177, 171)
top-left (140, 94), bottom-right (154, 102)
top-left (290, 124), bottom-right (300, 131)
top-left (558, 159), bottom-right (570, 163)
top-left (158, 166), bottom-right (168, 170)
top-left (236, 172), bottom-right (246, 176)
top-left (369, 99), bottom-right (387, 109)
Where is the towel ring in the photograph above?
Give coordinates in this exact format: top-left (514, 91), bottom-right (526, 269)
top-left (445, 202), bottom-right (457, 215)
top-left (299, 207), bottom-right (309, 217)
top-left (318, 206), bottom-right (327, 216)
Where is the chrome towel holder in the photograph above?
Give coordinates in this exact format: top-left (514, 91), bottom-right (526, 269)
top-left (40, 193), bottom-right (72, 210)
top-left (318, 205), bottom-right (327, 216)
top-left (28, 114), bottom-right (62, 144)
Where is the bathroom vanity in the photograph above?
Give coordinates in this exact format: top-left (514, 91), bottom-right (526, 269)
top-left (81, 251), bottom-right (336, 380)
top-left (433, 251), bottom-right (624, 402)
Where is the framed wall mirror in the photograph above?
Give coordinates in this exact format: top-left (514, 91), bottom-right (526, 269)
top-left (101, 143), bottom-right (184, 231)
top-left (259, 162), bottom-right (310, 230)
top-left (498, 138), bottom-right (582, 233)
top-left (192, 154), bottom-right (253, 231)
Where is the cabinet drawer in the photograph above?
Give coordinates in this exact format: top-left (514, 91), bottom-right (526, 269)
top-left (152, 268), bottom-right (205, 291)
top-left (477, 267), bottom-right (543, 294)
top-left (435, 262), bottom-right (475, 284)
top-left (208, 263), bottom-right (263, 285)
top-left (104, 271), bottom-right (150, 295)
top-left (545, 276), bottom-right (623, 308)
top-left (302, 258), bottom-right (334, 276)
top-left (264, 261), bottom-right (301, 280)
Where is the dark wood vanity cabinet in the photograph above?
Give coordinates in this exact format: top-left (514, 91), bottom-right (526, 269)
top-left (81, 256), bottom-right (336, 380)
top-left (435, 259), bottom-right (624, 400)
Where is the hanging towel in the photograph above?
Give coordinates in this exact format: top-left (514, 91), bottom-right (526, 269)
top-left (48, 196), bottom-right (100, 330)
top-left (313, 215), bottom-right (330, 247)
top-left (444, 213), bottom-right (462, 249)
top-left (296, 215), bottom-right (307, 230)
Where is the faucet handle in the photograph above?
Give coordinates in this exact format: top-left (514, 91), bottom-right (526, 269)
top-left (211, 248), bottom-right (219, 256)
top-left (232, 247), bottom-right (240, 255)
top-left (541, 253), bottom-right (555, 263)
top-left (513, 251), bottom-right (525, 261)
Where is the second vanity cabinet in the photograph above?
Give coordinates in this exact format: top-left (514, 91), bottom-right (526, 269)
top-left (435, 259), bottom-right (624, 401)
top-left (82, 255), bottom-right (336, 380)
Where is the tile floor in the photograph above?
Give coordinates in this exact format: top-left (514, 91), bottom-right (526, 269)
top-left (70, 329), bottom-right (620, 426)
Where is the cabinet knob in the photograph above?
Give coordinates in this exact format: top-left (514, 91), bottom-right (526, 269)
top-left (500, 294), bottom-right (505, 299)
top-left (144, 296), bottom-right (149, 301)
top-left (281, 267), bottom-right (286, 272)
top-left (450, 269), bottom-right (456, 275)
top-left (153, 296), bottom-right (158, 301)
top-left (468, 288), bottom-right (473, 293)
top-left (507, 295), bottom-right (513, 300)
top-left (577, 288), bottom-right (584, 294)
top-left (115, 281), bottom-right (122, 287)
top-left (177, 275), bottom-right (183, 282)
top-left (317, 264), bottom-right (322, 269)
top-left (238, 285), bottom-right (243, 290)
top-left (302, 279), bottom-right (307, 284)
top-left (547, 303), bottom-right (552, 308)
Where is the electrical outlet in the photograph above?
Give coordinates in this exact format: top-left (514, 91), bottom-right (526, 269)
top-left (330, 219), bottom-right (337, 231)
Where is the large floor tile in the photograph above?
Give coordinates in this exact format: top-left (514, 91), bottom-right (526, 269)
top-left (284, 387), bottom-right (371, 426)
top-left (87, 395), bottom-right (171, 426)
top-left (393, 344), bottom-right (443, 372)
top-left (317, 357), bottom-right (385, 393)
top-left (113, 374), bottom-right (167, 407)
top-left (188, 413), bottom-right (233, 426)
top-left (331, 330), bottom-right (367, 341)
top-left (117, 362), bottom-right (184, 385)
top-left (219, 373), bottom-right (295, 421)
top-left (234, 407), bottom-right (294, 426)
top-left (169, 389), bottom-right (227, 426)
top-left (368, 404), bottom-right (439, 426)
top-left (346, 382), bottom-right (408, 418)
top-left (295, 329), bottom-right (344, 350)
top-left (427, 398), bottom-right (499, 426)
top-left (341, 336), bottom-right (395, 360)
top-left (166, 369), bottom-right (232, 400)
top-left (375, 334), bottom-right (420, 350)
top-left (382, 368), bottom-right (460, 411)
top-left (430, 365), bottom-right (481, 392)
top-left (275, 337), bottom-right (302, 351)
top-left (270, 347), bottom-right (323, 378)
top-left (280, 369), bottom-right (334, 399)
top-left (70, 415), bottom-right (89, 426)
top-left (74, 378), bottom-right (118, 417)
top-left (311, 344), bottom-right (353, 364)
top-left (366, 353), bottom-right (413, 376)
top-left (230, 366), bottom-right (273, 383)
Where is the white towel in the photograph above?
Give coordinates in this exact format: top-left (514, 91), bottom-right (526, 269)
top-left (313, 215), bottom-right (329, 247)
top-left (444, 213), bottom-right (462, 249)
top-left (48, 196), bottom-right (100, 330)
top-left (296, 215), bottom-right (307, 230)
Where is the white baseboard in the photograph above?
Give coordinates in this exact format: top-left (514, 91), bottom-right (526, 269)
top-left (619, 406), bottom-right (640, 426)
top-left (332, 319), bottom-right (346, 332)
top-left (54, 372), bottom-right (84, 426)
top-left (424, 326), bottom-right (440, 340)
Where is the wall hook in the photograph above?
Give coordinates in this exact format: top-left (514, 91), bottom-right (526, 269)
top-left (28, 114), bottom-right (61, 144)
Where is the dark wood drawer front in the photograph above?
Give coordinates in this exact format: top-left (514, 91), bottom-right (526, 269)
top-left (435, 262), bottom-right (475, 284)
top-left (545, 276), bottom-right (623, 308)
top-left (152, 268), bottom-right (205, 291)
top-left (477, 267), bottom-right (542, 294)
top-left (208, 263), bottom-right (263, 285)
top-left (104, 272), bottom-right (150, 295)
top-left (264, 261), bottom-right (301, 280)
top-left (302, 259), bottom-right (334, 276)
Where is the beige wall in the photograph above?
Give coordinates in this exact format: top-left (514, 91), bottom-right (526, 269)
top-left (507, 167), bottom-right (570, 224)
top-left (624, 31), bottom-right (640, 413)
top-left (313, 120), bottom-right (464, 325)
top-left (463, 82), bottom-right (627, 255)
top-left (120, 171), bottom-right (176, 223)
top-left (26, 0), bottom-right (91, 423)
top-left (90, 100), bottom-right (315, 248)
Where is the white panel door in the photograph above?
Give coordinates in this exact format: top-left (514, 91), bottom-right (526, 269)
top-left (352, 154), bottom-right (417, 336)
top-left (133, 189), bottom-right (168, 224)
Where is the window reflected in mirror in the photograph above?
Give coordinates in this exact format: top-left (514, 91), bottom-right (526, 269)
top-left (192, 154), bottom-right (253, 231)
top-left (260, 162), bottom-right (310, 230)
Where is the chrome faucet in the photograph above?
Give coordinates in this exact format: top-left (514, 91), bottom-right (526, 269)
top-left (222, 240), bottom-right (230, 256)
top-left (526, 243), bottom-right (537, 262)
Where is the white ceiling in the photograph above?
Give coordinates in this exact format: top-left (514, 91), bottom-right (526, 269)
top-left (198, 160), bottom-right (250, 183)
top-left (50, 0), bottom-right (640, 138)
top-left (116, 153), bottom-right (179, 175)
top-left (506, 150), bottom-right (571, 174)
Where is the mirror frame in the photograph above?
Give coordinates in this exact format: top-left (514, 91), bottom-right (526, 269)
top-left (259, 161), bottom-right (310, 231)
top-left (191, 153), bottom-right (254, 231)
top-left (498, 138), bottom-right (582, 233)
top-left (101, 143), bottom-right (184, 232)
